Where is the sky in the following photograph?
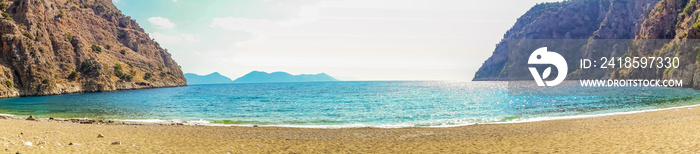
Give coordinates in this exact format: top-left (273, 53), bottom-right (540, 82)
top-left (112, 0), bottom-right (563, 81)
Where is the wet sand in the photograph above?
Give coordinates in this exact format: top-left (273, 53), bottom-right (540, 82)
top-left (3, 106), bottom-right (700, 153)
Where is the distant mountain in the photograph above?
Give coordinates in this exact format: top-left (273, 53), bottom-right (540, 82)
top-left (233, 71), bottom-right (339, 83)
top-left (184, 72), bottom-right (234, 85)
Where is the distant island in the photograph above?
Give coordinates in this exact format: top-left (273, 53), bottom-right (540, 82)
top-left (183, 72), bottom-right (234, 85)
top-left (184, 71), bottom-right (339, 84)
top-left (233, 71), bottom-right (338, 83)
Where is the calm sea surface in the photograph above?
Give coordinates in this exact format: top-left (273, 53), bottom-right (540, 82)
top-left (0, 81), bottom-right (697, 127)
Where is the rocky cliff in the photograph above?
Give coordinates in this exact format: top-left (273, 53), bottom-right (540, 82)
top-left (622, 0), bottom-right (700, 88)
top-left (474, 0), bottom-right (700, 88)
top-left (0, 0), bottom-right (186, 98)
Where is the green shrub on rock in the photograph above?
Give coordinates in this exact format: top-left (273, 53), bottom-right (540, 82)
top-left (22, 32), bottom-right (33, 40)
top-left (2, 12), bottom-right (12, 21)
top-left (143, 73), bottom-right (152, 80)
top-left (91, 45), bottom-right (102, 53)
top-left (68, 71), bottom-right (79, 80)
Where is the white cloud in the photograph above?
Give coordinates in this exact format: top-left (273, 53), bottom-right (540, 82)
top-left (277, 5), bottom-right (319, 27)
top-left (209, 5), bottom-right (319, 32)
top-left (150, 32), bottom-right (200, 45)
top-left (112, 0), bottom-right (119, 3)
top-left (209, 17), bottom-right (278, 33)
top-left (148, 17), bottom-right (175, 29)
top-left (209, 17), bottom-right (282, 46)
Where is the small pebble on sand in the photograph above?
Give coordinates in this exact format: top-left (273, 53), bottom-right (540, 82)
top-left (26, 115), bottom-right (36, 121)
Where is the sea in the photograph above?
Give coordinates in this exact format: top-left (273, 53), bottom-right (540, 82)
top-left (0, 81), bottom-right (697, 128)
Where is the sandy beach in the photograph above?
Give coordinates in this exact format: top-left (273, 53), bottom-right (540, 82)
top-left (2, 105), bottom-right (700, 153)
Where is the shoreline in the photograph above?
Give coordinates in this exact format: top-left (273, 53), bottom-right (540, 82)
top-left (3, 101), bottom-right (700, 153)
top-left (0, 84), bottom-right (188, 99)
top-left (3, 102), bottom-right (700, 129)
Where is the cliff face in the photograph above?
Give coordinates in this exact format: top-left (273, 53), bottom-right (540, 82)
top-left (473, 0), bottom-right (700, 83)
top-left (0, 0), bottom-right (186, 98)
top-left (624, 0), bottom-right (700, 88)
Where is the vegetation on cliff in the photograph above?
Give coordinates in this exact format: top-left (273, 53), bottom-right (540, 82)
top-left (0, 0), bottom-right (187, 98)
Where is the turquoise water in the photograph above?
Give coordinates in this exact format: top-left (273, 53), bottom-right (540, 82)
top-left (0, 81), bottom-right (698, 127)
